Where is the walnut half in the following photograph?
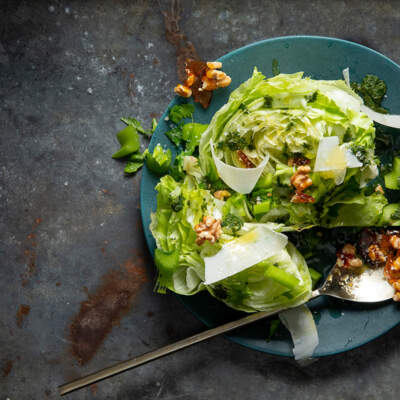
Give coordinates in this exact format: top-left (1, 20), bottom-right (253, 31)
top-left (336, 243), bottom-right (363, 269)
top-left (174, 60), bottom-right (231, 108)
top-left (194, 216), bottom-right (222, 246)
top-left (290, 165), bottom-right (313, 191)
top-left (213, 190), bottom-right (231, 201)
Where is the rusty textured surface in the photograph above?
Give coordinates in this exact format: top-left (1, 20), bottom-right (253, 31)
top-left (1, 0), bottom-right (400, 399)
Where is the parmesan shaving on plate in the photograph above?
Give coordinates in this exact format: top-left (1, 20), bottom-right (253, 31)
top-left (210, 140), bottom-right (269, 194)
top-left (279, 304), bottom-right (319, 361)
top-left (204, 226), bottom-right (287, 285)
top-left (360, 105), bottom-right (400, 128)
top-left (314, 136), bottom-right (362, 185)
top-left (342, 67), bottom-right (350, 87)
top-left (343, 68), bottom-right (400, 129)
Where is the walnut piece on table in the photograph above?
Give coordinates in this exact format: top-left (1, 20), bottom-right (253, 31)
top-left (173, 59), bottom-right (231, 108)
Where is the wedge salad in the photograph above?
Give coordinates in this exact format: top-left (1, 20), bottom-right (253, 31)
top-left (113, 63), bottom-right (400, 359)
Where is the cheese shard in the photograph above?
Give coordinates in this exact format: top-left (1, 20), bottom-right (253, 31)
top-left (204, 226), bottom-right (288, 285)
top-left (345, 147), bottom-right (363, 169)
top-left (360, 105), bottom-right (400, 129)
top-left (342, 67), bottom-right (350, 87)
top-left (279, 304), bottom-right (319, 361)
top-left (314, 136), bottom-right (346, 171)
top-left (211, 140), bottom-right (269, 194)
top-left (314, 136), bottom-right (362, 185)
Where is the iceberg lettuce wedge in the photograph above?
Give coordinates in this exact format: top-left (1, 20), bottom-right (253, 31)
top-left (199, 69), bottom-right (382, 229)
top-left (151, 175), bottom-right (312, 311)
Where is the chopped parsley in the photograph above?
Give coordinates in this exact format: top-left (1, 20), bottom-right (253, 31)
top-left (220, 132), bottom-right (250, 151)
top-left (264, 95), bottom-right (273, 108)
top-left (343, 128), bottom-right (353, 143)
top-left (351, 145), bottom-right (369, 165)
top-left (169, 104), bottom-right (195, 124)
top-left (170, 194), bottom-right (184, 212)
top-left (113, 118), bottom-right (154, 176)
top-left (306, 91), bottom-right (318, 103)
top-left (165, 126), bottom-right (184, 147)
top-left (165, 105), bottom-right (207, 153)
top-left (272, 59), bottom-right (280, 76)
top-left (239, 103), bottom-right (249, 114)
top-left (169, 151), bottom-right (186, 181)
top-left (124, 161), bottom-right (143, 174)
top-left (124, 152), bottom-right (145, 174)
top-left (285, 121), bottom-right (295, 132)
top-left (121, 117), bottom-right (154, 136)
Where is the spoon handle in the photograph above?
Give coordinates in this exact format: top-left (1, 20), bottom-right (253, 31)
top-left (59, 305), bottom-right (293, 395)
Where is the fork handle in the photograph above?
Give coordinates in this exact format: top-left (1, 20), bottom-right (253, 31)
top-left (59, 307), bottom-right (288, 395)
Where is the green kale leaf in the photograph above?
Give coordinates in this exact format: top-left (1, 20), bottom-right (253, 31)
top-left (351, 74), bottom-right (387, 113)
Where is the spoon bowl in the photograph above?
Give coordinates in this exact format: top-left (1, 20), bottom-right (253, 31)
top-left (315, 264), bottom-right (394, 303)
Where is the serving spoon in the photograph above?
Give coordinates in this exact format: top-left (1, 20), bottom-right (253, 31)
top-left (59, 264), bottom-right (394, 395)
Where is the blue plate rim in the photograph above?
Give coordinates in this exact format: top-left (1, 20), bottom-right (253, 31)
top-left (140, 35), bottom-right (400, 358)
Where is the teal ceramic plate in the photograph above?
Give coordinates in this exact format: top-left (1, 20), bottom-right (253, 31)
top-left (140, 36), bottom-right (400, 357)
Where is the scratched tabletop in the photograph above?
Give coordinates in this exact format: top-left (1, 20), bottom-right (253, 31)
top-left (1, 1), bottom-right (400, 399)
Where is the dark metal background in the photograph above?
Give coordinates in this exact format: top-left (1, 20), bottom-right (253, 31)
top-left (1, 1), bottom-right (399, 399)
